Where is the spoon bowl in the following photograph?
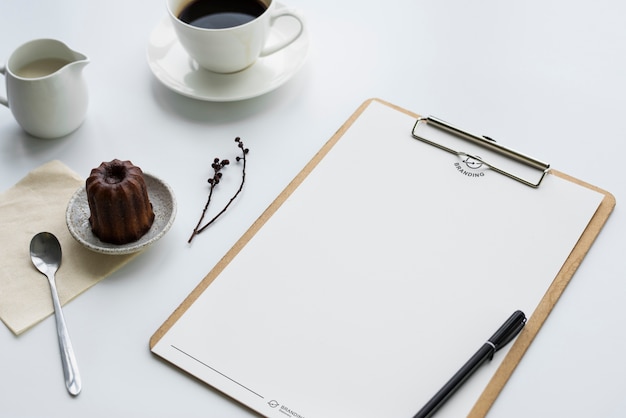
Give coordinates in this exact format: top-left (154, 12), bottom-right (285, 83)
top-left (30, 232), bottom-right (62, 277)
top-left (30, 232), bottom-right (82, 396)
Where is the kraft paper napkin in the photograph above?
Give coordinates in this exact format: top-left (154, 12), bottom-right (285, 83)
top-left (0, 160), bottom-right (138, 335)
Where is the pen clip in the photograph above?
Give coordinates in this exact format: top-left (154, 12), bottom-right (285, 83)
top-left (488, 310), bottom-right (527, 352)
top-left (494, 320), bottom-right (525, 352)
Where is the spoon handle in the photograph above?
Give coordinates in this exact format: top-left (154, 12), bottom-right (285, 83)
top-left (47, 274), bottom-right (82, 396)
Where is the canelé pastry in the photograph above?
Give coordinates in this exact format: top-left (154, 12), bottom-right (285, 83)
top-left (86, 159), bottom-right (155, 244)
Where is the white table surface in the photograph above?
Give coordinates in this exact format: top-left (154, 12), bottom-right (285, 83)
top-left (1, 1), bottom-right (624, 417)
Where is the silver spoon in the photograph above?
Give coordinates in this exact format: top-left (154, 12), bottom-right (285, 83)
top-left (30, 232), bottom-right (82, 396)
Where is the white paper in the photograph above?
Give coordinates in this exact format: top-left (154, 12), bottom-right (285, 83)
top-left (152, 101), bottom-right (604, 418)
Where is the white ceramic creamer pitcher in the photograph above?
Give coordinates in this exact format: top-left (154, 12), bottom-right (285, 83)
top-left (0, 39), bottom-right (89, 139)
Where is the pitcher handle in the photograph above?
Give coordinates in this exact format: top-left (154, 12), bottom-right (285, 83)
top-left (260, 9), bottom-right (305, 57)
top-left (0, 64), bottom-right (8, 107)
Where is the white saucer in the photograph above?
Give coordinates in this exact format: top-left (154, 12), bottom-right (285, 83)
top-left (65, 173), bottom-right (177, 255)
top-left (146, 7), bottom-right (309, 102)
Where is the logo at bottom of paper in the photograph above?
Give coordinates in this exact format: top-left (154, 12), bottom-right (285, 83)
top-left (454, 155), bottom-right (487, 179)
top-left (267, 400), bottom-right (306, 418)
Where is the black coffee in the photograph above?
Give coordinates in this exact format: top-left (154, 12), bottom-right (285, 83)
top-left (178, 0), bottom-right (267, 29)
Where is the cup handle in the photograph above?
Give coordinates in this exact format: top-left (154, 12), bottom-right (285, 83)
top-left (0, 64), bottom-right (8, 107)
top-left (260, 9), bottom-right (305, 57)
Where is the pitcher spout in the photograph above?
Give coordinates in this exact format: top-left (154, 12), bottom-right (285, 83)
top-left (66, 57), bottom-right (90, 73)
top-left (21, 39), bottom-right (89, 75)
top-left (54, 40), bottom-right (89, 72)
top-left (67, 47), bottom-right (89, 66)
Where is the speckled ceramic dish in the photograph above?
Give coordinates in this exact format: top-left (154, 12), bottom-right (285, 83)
top-left (66, 173), bottom-right (176, 255)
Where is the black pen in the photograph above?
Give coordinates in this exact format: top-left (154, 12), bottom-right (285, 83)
top-left (413, 310), bottom-right (527, 418)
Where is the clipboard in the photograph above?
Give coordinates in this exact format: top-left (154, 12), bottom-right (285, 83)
top-left (151, 98), bottom-right (615, 417)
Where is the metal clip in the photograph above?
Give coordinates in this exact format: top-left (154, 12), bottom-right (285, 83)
top-left (412, 116), bottom-right (550, 188)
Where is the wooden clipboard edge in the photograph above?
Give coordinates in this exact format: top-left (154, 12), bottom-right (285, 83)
top-left (150, 98), bottom-right (392, 349)
top-left (149, 98), bottom-right (615, 417)
top-left (469, 171), bottom-right (615, 417)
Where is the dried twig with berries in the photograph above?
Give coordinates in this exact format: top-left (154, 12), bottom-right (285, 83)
top-left (188, 137), bottom-right (249, 243)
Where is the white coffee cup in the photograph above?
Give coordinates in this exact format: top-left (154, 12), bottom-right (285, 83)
top-left (166, 0), bottom-right (304, 74)
top-left (0, 39), bottom-right (89, 139)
